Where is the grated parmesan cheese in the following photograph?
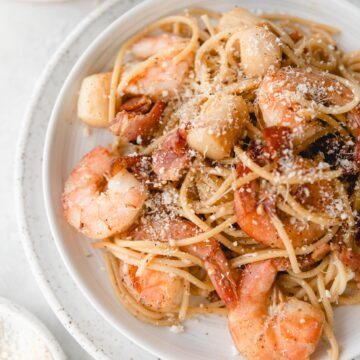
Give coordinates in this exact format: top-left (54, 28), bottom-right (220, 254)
top-left (0, 305), bottom-right (53, 360)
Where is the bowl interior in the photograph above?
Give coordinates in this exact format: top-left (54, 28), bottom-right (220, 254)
top-left (43, 0), bottom-right (360, 359)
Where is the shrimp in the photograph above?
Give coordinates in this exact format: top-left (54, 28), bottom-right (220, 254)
top-left (119, 35), bottom-right (192, 99)
top-left (121, 217), bottom-right (234, 312)
top-left (109, 96), bottom-right (166, 143)
top-left (182, 237), bottom-right (239, 306)
top-left (229, 260), bottom-right (325, 360)
top-left (258, 66), bottom-right (358, 129)
top-left (62, 146), bottom-right (146, 239)
top-left (234, 158), bottom-right (336, 248)
top-left (120, 218), bottom-right (197, 312)
top-left (121, 262), bottom-right (184, 312)
top-left (188, 240), bottom-right (324, 360)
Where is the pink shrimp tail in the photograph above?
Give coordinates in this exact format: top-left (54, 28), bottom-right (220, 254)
top-left (238, 260), bottom-right (277, 302)
top-left (182, 240), bottom-right (239, 308)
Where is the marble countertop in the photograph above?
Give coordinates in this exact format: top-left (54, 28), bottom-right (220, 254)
top-left (1, 0), bottom-right (359, 359)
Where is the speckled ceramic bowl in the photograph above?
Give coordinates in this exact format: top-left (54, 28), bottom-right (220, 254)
top-left (19, 0), bottom-right (360, 359)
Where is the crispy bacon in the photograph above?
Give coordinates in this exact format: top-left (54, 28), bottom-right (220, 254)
top-left (110, 155), bottom-right (153, 183)
top-left (272, 257), bottom-right (290, 271)
top-left (347, 104), bottom-right (360, 133)
top-left (110, 99), bottom-right (166, 143)
top-left (262, 126), bottom-right (292, 156)
top-left (311, 243), bottom-right (331, 262)
top-left (339, 248), bottom-right (360, 273)
top-left (152, 129), bottom-right (192, 181)
top-left (355, 141), bottom-right (360, 169)
top-left (245, 127), bottom-right (292, 168)
top-left (120, 95), bottom-right (152, 113)
top-left (110, 155), bottom-right (145, 176)
top-left (272, 244), bottom-right (331, 273)
top-left (247, 140), bottom-right (268, 165)
top-left (289, 30), bottom-right (303, 43)
top-left (347, 105), bottom-right (360, 169)
top-left (236, 162), bottom-right (251, 178)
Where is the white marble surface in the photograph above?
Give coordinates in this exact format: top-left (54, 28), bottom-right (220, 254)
top-left (1, 0), bottom-right (360, 360)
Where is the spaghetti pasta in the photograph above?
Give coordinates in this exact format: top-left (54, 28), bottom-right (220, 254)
top-left (65, 6), bottom-right (360, 360)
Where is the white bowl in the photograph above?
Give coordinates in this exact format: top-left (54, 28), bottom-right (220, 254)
top-left (0, 297), bottom-right (66, 360)
top-left (43, 0), bottom-right (360, 359)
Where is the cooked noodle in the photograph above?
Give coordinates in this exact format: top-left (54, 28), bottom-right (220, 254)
top-left (72, 7), bottom-right (360, 359)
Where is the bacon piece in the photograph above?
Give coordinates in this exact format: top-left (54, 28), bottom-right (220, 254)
top-left (152, 129), bottom-right (192, 181)
top-left (289, 30), bottom-right (303, 43)
top-left (311, 243), bottom-right (331, 262)
top-left (262, 126), bottom-right (292, 156)
top-left (355, 141), bottom-right (360, 169)
top-left (245, 128), bottom-right (291, 168)
top-left (120, 95), bottom-right (152, 113)
top-left (274, 255), bottom-right (325, 273)
top-left (110, 155), bottom-right (153, 182)
top-left (236, 162), bottom-right (251, 179)
top-left (272, 245), bottom-right (331, 273)
top-left (110, 155), bottom-right (145, 176)
top-left (247, 140), bottom-right (268, 165)
top-left (347, 105), bottom-right (360, 169)
top-left (109, 99), bottom-right (166, 143)
top-left (339, 248), bottom-right (360, 273)
top-left (347, 104), bottom-right (360, 134)
top-left (273, 257), bottom-right (290, 271)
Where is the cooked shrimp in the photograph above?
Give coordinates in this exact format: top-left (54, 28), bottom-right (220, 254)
top-left (182, 238), bottom-right (238, 306)
top-left (188, 240), bottom-right (324, 360)
top-left (258, 67), bottom-right (359, 129)
top-left (121, 263), bottom-right (184, 312)
top-left (109, 96), bottom-right (166, 143)
top-left (120, 218), bottom-right (199, 312)
top-left (62, 146), bottom-right (146, 239)
top-left (119, 35), bottom-right (192, 99)
top-left (234, 158), bottom-right (336, 248)
top-left (229, 260), bottom-right (325, 360)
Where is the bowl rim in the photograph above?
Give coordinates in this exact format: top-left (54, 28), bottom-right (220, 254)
top-left (41, 0), bottom-right (360, 359)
